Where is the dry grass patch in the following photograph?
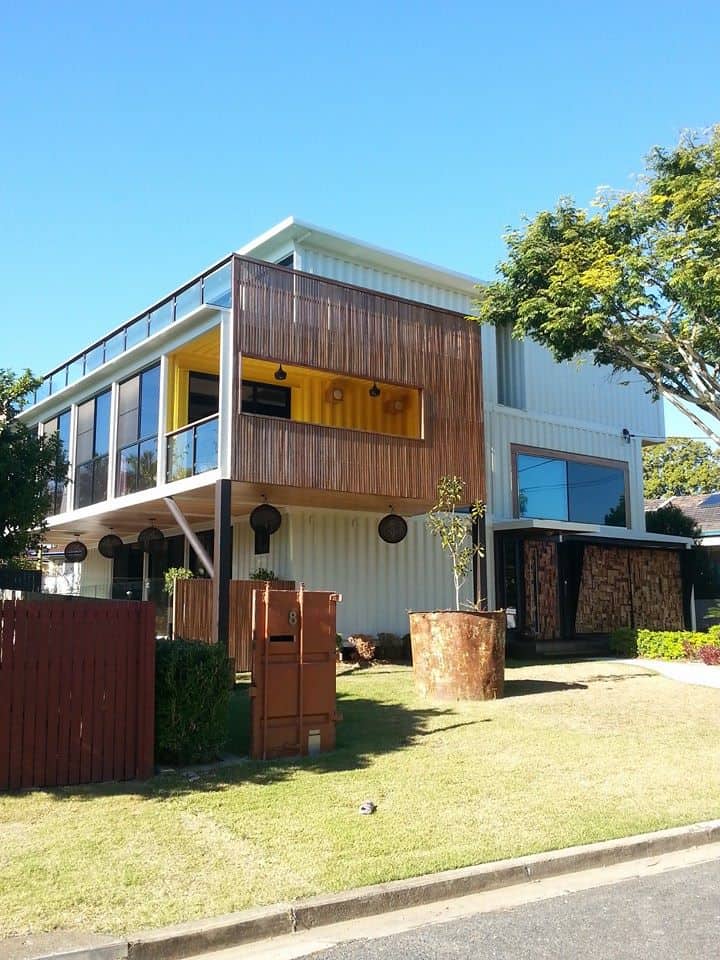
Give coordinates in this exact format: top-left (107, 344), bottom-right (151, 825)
top-left (1, 660), bottom-right (719, 938)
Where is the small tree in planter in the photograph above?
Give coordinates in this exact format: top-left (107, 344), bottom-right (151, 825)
top-left (409, 476), bottom-right (505, 701)
top-left (164, 567), bottom-right (194, 639)
top-left (426, 475), bottom-right (485, 611)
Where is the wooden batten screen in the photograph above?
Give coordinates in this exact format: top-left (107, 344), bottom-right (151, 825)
top-left (0, 598), bottom-right (155, 791)
top-left (173, 578), bottom-right (295, 671)
top-left (231, 257), bottom-right (485, 506)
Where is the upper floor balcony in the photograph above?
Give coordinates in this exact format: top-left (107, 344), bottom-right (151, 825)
top-left (24, 254), bottom-right (485, 536)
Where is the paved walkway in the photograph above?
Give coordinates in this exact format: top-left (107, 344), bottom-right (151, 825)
top-left (621, 658), bottom-right (720, 689)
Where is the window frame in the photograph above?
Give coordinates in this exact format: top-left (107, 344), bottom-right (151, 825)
top-left (42, 408), bottom-right (71, 514)
top-left (241, 379), bottom-right (292, 419)
top-left (116, 362), bottom-right (161, 497)
top-left (74, 388), bottom-right (112, 508)
top-left (510, 443), bottom-right (631, 528)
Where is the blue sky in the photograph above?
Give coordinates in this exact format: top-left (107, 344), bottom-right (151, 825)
top-left (2, 1), bottom-right (719, 437)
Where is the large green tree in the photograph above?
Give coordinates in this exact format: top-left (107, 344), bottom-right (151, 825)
top-left (476, 127), bottom-right (720, 445)
top-left (643, 437), bottom-right (720, 498)
top-left (0, 369), bottom-right (65, 566)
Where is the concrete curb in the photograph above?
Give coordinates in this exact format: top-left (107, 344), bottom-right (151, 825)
top-left (14, 819), bottom-right (720, 960)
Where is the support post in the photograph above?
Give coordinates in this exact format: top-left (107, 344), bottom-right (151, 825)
top-left (212, 479), bottom-right (233, 649)
top-left (472, 515), bottom-right (488, 610)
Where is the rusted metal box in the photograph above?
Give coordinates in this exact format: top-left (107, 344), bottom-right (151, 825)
top-left (250, 586), bottom-right (340, 760)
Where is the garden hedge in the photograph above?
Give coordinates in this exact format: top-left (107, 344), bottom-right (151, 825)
top-left (155, 639), bottom-right (232, 765)
top-left (610, 627), bottom-right (720, 662)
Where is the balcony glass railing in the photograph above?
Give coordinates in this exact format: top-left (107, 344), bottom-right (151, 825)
top-left (24, 260), bottom-right (232, 409)
top-left (166, 414), bottom-right (218, 482)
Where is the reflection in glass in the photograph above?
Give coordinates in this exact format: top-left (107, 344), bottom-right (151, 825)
top-left (66, 358), bottom-right (84, 386)
top-left (104, 331), bottom-right (125, 362)
top-left (167, 429), bottom-right (193, 482)
top-left (195, 418), bottom-right (218, 474)
top-left (126, 316), bottom-right (148, 349)
top-left (516, 451), bottom-right (627, 527)
top-left (203, 265), bottom-right (232, 308)
top-left (175, 281), bottom-right (202, 319)
top-left (85, 345), bottom-right (104, 373)
top-left (148, 302), bottom-right (173, 336)
top-left (517, 454), bottom-right (568, 521)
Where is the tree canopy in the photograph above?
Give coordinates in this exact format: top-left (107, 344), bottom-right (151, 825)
top-left (643, 437), bottom-right (720, 499)
top-left (0, 369), bottom-right (65, 566)
top-left (476, 127), bottom-right (720, 445)
top-left (644, 503), bottom-right (701, 540)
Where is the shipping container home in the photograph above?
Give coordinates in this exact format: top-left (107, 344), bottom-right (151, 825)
top-left (21, 218), bottom-right (690, 652)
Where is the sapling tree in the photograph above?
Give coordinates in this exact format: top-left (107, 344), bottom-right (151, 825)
top-left (426, 476), bottom-right (485, 611)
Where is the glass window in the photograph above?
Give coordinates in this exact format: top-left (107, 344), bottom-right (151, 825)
top-left (515, 449), bottom-right (627, 527)
top-left (517, 454), bottom-right (568, 521)
top-left (74, 390), bottom-right (111, 507)
top-left (94, 391), bottom-right (111, 456)
top-left (568, 461), bottom-right (626, 526)
top-left (116, 364), bottom-right (160, 496)
top-left (117, 376), bottom-right (140, 448)
top-left (188, 372), bottom-right (219, 423)
top-left (43, 409), bottom-right (70, 514)
top-left (139, 365), bottom-right (160, 439)
top-left (241, 380), bottom-right (291, 418)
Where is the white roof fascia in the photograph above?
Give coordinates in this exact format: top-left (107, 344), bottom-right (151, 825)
top-left (237, 216), bottom-right (481, 297)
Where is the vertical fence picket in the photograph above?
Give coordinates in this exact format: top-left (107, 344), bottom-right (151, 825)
top-left (90, 605), bottom-right (107, 784)
top-left (0, 601), bottom-right (16, 789)
top-left (32, 603), bottom-right (51, 787)
top-left (112, 605), bottom-right (128, 781)
top-left (43, 602), bottom-right (63, 787)
top-left (9, 603), bottom-right (28, 790)
top-left (79, 603), bottom-right (96, 784)
top-left (101, 607), bottom-right (118, 782)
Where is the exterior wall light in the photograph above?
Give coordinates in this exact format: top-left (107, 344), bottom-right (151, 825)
top-left (369, 382), bottom-right (381, 398)
top-left (274, 364), bottom-right (288, 381)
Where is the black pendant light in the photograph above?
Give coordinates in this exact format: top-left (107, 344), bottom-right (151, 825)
top-left (98, 532), bottom-right (124, 559)
top-left (369, 381), bottom-right (381, 398)
top-left (274, 363), bottom-right (287, 381)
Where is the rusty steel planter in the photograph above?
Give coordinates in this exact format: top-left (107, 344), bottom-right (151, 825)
top-left (409, 610), bottom-right (505, 701)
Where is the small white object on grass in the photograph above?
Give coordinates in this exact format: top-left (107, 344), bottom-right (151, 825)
top-left (359, 800), bottom-right (377, 815)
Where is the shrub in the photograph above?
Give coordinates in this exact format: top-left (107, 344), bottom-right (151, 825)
top-left (697, 644), bottom-right (720, 665)
top-left (164, 566), bottom-right (194, 596)
top-left (249, 567), bottom-right (277, 581)
top-left (609, 628), bottom-right (638, 657)
top-left (155, 639), bottom-right (232, 765)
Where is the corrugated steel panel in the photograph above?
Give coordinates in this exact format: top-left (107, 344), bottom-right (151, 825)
top-left (296, 245), bottom-right (472, 314)
top-left (519, 341), bottom-right (664, 437)
top-left (233, 510), bottom-right (469, 638)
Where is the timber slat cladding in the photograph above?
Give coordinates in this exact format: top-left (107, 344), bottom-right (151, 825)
top-left (174, 578), bottom-right (295, 671)
top-left (0, 598), bottom-right (155, 791)
top-left (231, 257), bottom-right (485, 505)
top-left (523, 540), bottom-right (560, 640)
top-left (575, 545), bottom-right (683, 633)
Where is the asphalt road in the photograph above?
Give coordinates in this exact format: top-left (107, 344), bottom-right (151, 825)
top-left (306, 859), bottom-right (720, 960)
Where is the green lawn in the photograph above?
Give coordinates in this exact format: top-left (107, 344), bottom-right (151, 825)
top-left (2, 660), bottom-right (720, 938)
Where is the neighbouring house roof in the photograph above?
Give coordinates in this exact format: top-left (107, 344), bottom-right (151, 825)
top-left (645, 493), bottom-right (720, 536)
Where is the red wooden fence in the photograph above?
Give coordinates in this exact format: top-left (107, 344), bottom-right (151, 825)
top-left (0, 598), bottom-right (155, 791)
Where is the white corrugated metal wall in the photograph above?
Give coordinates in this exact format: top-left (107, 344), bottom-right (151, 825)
top-left (232, 509), bottom-right (468, 638)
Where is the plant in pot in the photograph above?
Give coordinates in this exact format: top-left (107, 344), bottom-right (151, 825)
top-left (409, 476), bottom-right (505, 700)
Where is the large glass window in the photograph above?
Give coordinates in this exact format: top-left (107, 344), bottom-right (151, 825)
top-left (116, 364), bottom-right (160, 496)
top-left (188, 372), bottom-right (219, 424)
top-left (515, 448), bottom-right (627, 527)
top-left (43, 409), bottom-right (71, 514)
top-left (75, 390), bottom-right (111, 507)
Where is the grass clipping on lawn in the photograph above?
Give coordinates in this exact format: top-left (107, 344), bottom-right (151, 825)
top-left (2, 660), bottom-right (720, 937)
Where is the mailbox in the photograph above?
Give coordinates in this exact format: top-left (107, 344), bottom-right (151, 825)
top-left (250, 585), bottom-right (341, 760)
